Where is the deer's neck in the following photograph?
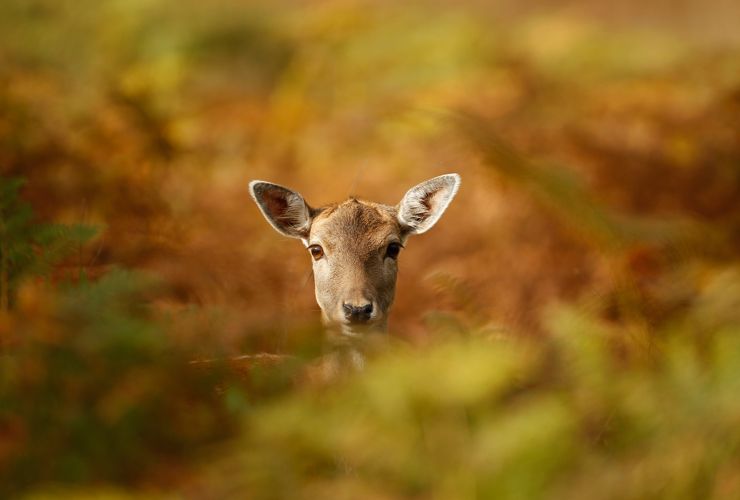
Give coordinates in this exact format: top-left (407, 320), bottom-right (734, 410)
top-left (320, 321), bottom-right (389, 377)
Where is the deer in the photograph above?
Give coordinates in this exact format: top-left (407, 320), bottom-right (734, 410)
top-left (249, 173), bottom-right (460, 373)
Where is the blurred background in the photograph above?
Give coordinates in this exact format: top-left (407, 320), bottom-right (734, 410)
top-left (1, 0), bottom-right (739, 498)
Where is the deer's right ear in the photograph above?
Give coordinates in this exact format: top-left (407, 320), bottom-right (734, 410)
top-left (249, 181), bottom-right (313, 239)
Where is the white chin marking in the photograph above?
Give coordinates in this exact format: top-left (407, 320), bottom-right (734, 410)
top-left (340, 327), bottom-right (364, 338)
top-left (340, 322), bottom-right (384, 338)
top-left (350, 350), bottom-right (365, 370)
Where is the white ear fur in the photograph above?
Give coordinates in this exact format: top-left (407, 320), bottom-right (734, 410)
top-left (397, 173), bottom-right (460, 234)
top-left (249, 180), bottom-right (312, 239)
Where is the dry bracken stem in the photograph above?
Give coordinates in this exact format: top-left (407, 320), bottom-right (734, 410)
top-left (0, 238), bottom-right (8, 312)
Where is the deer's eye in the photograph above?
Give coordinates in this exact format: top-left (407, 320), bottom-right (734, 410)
top-left (386, 242), bottom-right (402, 260)
top-left (308, 244), bottom-right (324, 260)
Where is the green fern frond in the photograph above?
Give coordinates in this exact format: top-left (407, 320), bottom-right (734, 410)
top-left (0, 176), bottom-right (98, 310)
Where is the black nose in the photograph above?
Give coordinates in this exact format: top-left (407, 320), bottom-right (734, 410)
top-left (342, 302), bottom-right (373, 323)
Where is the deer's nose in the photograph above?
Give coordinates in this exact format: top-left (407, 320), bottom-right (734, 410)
top-left (342, 302), bottom-right (373, 323)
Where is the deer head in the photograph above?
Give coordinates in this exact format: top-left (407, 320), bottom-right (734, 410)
top-left (249, 174), bottom-right (460, 338)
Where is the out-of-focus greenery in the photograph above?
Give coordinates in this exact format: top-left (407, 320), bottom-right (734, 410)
top-left (0, 178), bottom-right (96, 311)
top-left (0, 268), bottom-right (246, 496)
top-left (1, 0), bottom-right (740, 497)
top-left (206, 283), bottom-right (740, 499)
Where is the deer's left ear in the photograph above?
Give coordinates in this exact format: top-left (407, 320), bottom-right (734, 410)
top-left (397, 173), bottom-right (460, 235)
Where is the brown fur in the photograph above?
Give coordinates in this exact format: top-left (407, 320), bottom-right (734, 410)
top-left (309, 199), bottom-right (402, 335)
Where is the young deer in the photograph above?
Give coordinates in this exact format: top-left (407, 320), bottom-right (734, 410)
top-left (249, 174), bottom-right (460, 356)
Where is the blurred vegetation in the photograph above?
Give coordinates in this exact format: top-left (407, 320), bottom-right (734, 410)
top-left (205, 292), bottom-right (740, 499)
top-left (0, 178), bottom-right (96, 311)
top-left (1, 271), bottom-right (234, 494)
top-left (1, 0), bottom-right (739, 497)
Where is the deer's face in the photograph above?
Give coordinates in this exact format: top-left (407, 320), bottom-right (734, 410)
top-left (249, 174), bottom-right (460, 337)
top-left (307, 200), bottom-right (401, 333)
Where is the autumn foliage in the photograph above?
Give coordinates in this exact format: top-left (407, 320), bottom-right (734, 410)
top-left (1, 0), bottom-right (739, 497)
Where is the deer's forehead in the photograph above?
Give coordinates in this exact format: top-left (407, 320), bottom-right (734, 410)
top-left (310, 200), bottom-right (400, 249)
